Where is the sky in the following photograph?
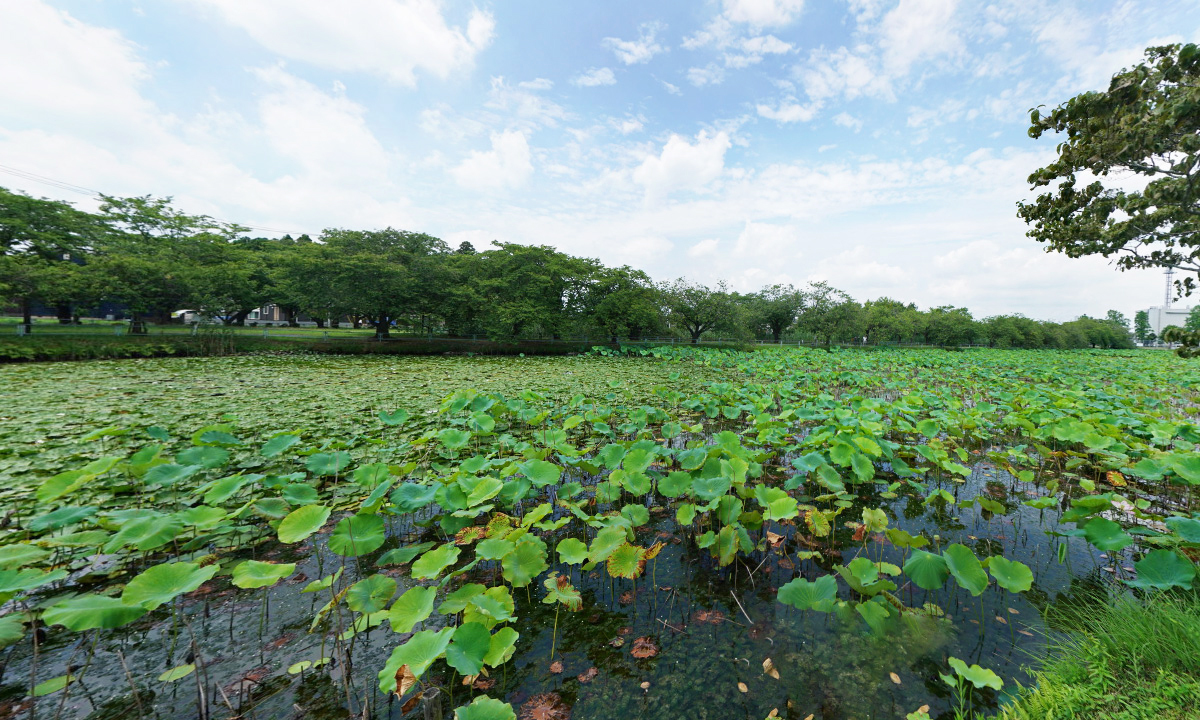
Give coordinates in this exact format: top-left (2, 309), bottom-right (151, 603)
top-left (2, 0), bottom-right (1199, 322)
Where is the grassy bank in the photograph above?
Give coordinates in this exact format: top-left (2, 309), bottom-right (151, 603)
top-left (993, 592), bottom-right (1200, 720)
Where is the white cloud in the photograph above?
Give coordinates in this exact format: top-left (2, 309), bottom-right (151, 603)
top-left (603, 23), bottom-right (667, 65)
top-left (733, 222), bottom-right (801, 258)
top-left (253, 64), bottom-right (391, 182)
top-left (612, 117), bottom-right (644, 134)
top-left (572, 67), bottom-right (617, 87)
top-left (683, 16), bottom-right (792, 67)
top-left (632, 130), bottom-right (731, 201)
top-left (662, 80), bottom-right (682, 95)
top-left (722, 0), bottom-right (806, 27)
top-left (756, 98), bottom-right (817, 123)
top-left (450, 130), bottom-right (533, 191)
top-left (187, 0), bottom-right (493, 86)
top-left (833, 112), bottom-right (863, 131)
top-left (800, 45), bottom-right (893, 101)
top-left (485, 76), bottom-right (570, 131)
top-left (688, 238), bottom-right (721, 257)
top-left (879, 0), bottom-right (964, 76)
top-left (687, 64), bottom-right (726, 87)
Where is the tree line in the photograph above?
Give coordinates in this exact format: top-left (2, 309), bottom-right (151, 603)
top-left (0, 186), bottom-right (1134, 348)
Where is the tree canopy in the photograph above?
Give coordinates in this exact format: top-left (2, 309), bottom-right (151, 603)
top-left (1018, 43), bottom-right (1200, 296)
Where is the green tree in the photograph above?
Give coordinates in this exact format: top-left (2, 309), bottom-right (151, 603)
top-left (1133, 310), bottom-right (1154, 345)
top-left (588, 266), bottom-right (663, 342)
top-left (750, 284), bottom-right (804, 343)
top-left (925, 306), bottom-right (978, 347)
top-left (1185, 306), bottom-right (1200, 332)
top-left (660, 278), bottom-right (736, 343)
top-left (91, 195), bottom-right (247, 332)
top-left (467, 243), bottom-right (600, 340)
top-left (1018, 44), bottom-right (1200, 297)
top-left (319, 228), bottom-right (449, 337)
top-left (796, 281), bottom-right (863, 348)
top-left (863, 297), bottom-right (920, 344)
top-left (0, 187), bottom-right (107, 331)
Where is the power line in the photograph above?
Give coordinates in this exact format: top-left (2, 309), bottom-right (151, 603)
top-left (0, 163), bottom-right (305, 236)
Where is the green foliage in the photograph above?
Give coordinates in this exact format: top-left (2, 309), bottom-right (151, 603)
top-left (1019, 44), bottom-right (1200, 299)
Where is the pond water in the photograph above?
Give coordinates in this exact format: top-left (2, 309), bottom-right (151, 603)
top-left (1, 459), bottom-right (1114, 720)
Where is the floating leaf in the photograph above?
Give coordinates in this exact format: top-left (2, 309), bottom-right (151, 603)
top-left (389, 586), bottom-right (438, 633)
top-left (777, 574), bottom-right (837, 611)
top-left (454, 696), bottom-right (516, 720)
top-left (260, 434), bottom-right (300, 457)
top-left (502, 537), bottom-right (548, 587)
top-left (1083, 518), bottom-right (1133, 551)
top-left (328, 513), bottom-right (387, 557)
top-left (278, 504), bottom-right (331, 544)
top-left (232, 560), bottom-right (296, 589)
top-left (307, 451), bottom-right (352, 476)
top-left (945, 657), bottom-right (1003, 690)
top-left (556, 538), bottom-right (589, 565)
top-left (519, 459), bottom-right (561, 487)
top-left (445, 622), bottom-right (491, 675)
top-left (1127, 549), bottom-right (1196, 590)
top-left (987, 557), bottom-right (1033, 593)
top-left (412, 544), bottom-right (461, 580)
top-left (159, 664), bottom-right (195, 682)
top-left (43, 595), bottom-right (146, 631)
top-left (378, 628), bottom-right (455, 692)
top-left (122, 562), bottom-right (217, 610)
top-left (346, 574), bottom-right (398, 613)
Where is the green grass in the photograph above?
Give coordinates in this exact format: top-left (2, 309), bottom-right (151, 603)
top-left (993, 592), bottom-right (1200, 720)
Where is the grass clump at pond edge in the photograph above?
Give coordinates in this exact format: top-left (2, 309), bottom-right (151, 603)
top-left (993, 592), bottom-right (1200, 720)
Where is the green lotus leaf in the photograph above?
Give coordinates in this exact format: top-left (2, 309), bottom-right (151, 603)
top-left (1165, 516), bottom-right (1200, 543)
top-left (144, 463), bottom-right (204, 486)
top-left (378, 542), bottom-right (436, 566)
top-left (1127, 549), bottom-right (1196, 590)
top-left (588, 525), bottom-right (628, 563)
top-left (176, 446), bottom-right (229, 469)
top-left (105, 514), bottom-right (182, 552)
top-left (475, 538), bottom-right (515, 561)
top-left (378, 627), bottom-right (454, 692)
top-left (0, 615), bottom-right (26, 649)
top-left (158, 664), bottom-right (196, 682)
top-left (28, 506), bottom-right (98, 532)
top-left (903, 550), bottom-right (950, 591)
top-left (346, 574), bottom-right (397, 613)
top-left (278, 504), bottom-right (331, 544)
top-left (607, 543), bottom-right (645, 579)
top-left (947, 657), bottom-right (1003, 690)
top-left (437, 428), bottom-right (472, 451)
top-left (307, 451), bottom-right (352, 476)
top-left (412, 544), bottom-right (461, 580)
top-left (943, 544), bottom-right (989, 596)
top-left (44, 595), bottom-right (146, 631)
top-left (556, 538), bottom-right (588, 565)
top-left (987, 556), bottom-right (1033, 593)
top-left (122, 562), bottom-right (217, 610)
top-left (438, 583), bottom-right (486, 614)
top-left (483, 626), bottom-right (519, 667)
top-left (454, 696), bottom-right (516, 720)
top-left (260, 434), bottom-right (300, 458)
top-left (693, 476), bottom-right (730, 502)
top-left (445, 622), bottom-right (491, 675)
top-left (0, 545), bottom-right (50, 570)
top-left (391, 483), bottom-right (437, 512)
top-left (389, 586), bottom-right (438, 632)
top-left (231, 560), bottom-right (296, 589)
top-left (777, 574), bottom-right (838, 611)
top-left (518, 459), bottom-right (561, 488)
top-left (379, 409), bottom-right (410, 426)
top-left (1083, 518), bottom-right (1133, 551)
top-left (328, 513), bottom-right (386, 557)
top-left (502, 537), bottom-right (548, 587)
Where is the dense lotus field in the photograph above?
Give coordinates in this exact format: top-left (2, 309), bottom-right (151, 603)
top-left (0, 347), bottom-right (1197, 720)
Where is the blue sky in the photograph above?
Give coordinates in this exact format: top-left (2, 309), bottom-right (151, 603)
top-left (3, 0), bottom-right (1199, 321)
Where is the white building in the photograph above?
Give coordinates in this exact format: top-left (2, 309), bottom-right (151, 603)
top-left (1145, 306), bottom-right (1195, 336)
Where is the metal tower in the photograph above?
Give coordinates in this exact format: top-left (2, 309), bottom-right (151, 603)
top-left (1165, 266), bottom-right (1175, 308)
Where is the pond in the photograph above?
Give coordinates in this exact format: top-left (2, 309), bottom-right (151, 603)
top-left (0, 347), bottom-right (1195, 720)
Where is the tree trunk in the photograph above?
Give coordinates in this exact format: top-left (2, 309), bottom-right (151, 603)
top-left (690, 328), bottom-right (702, 344)
top-left (314, 317), bottom-right (326, 329)
top-left (375, 313), bottom-right (389, 338)
top-left (772, 328), bottom-right (782, 343)
top-left (56, 303), bottom-right (72, 325)
top-left (129, 312), bottom-right (147, 335)
top-left (20, 297), bottom-right (33, 334)
top-left (286, 307), bottom-right (299, 328)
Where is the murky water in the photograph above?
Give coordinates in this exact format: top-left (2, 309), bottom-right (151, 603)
top-left (1, 458), bottom-right (1119, 720)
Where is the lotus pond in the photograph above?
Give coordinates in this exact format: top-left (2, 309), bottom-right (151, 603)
top-left (0, 348), bottom-right (1197, 720)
